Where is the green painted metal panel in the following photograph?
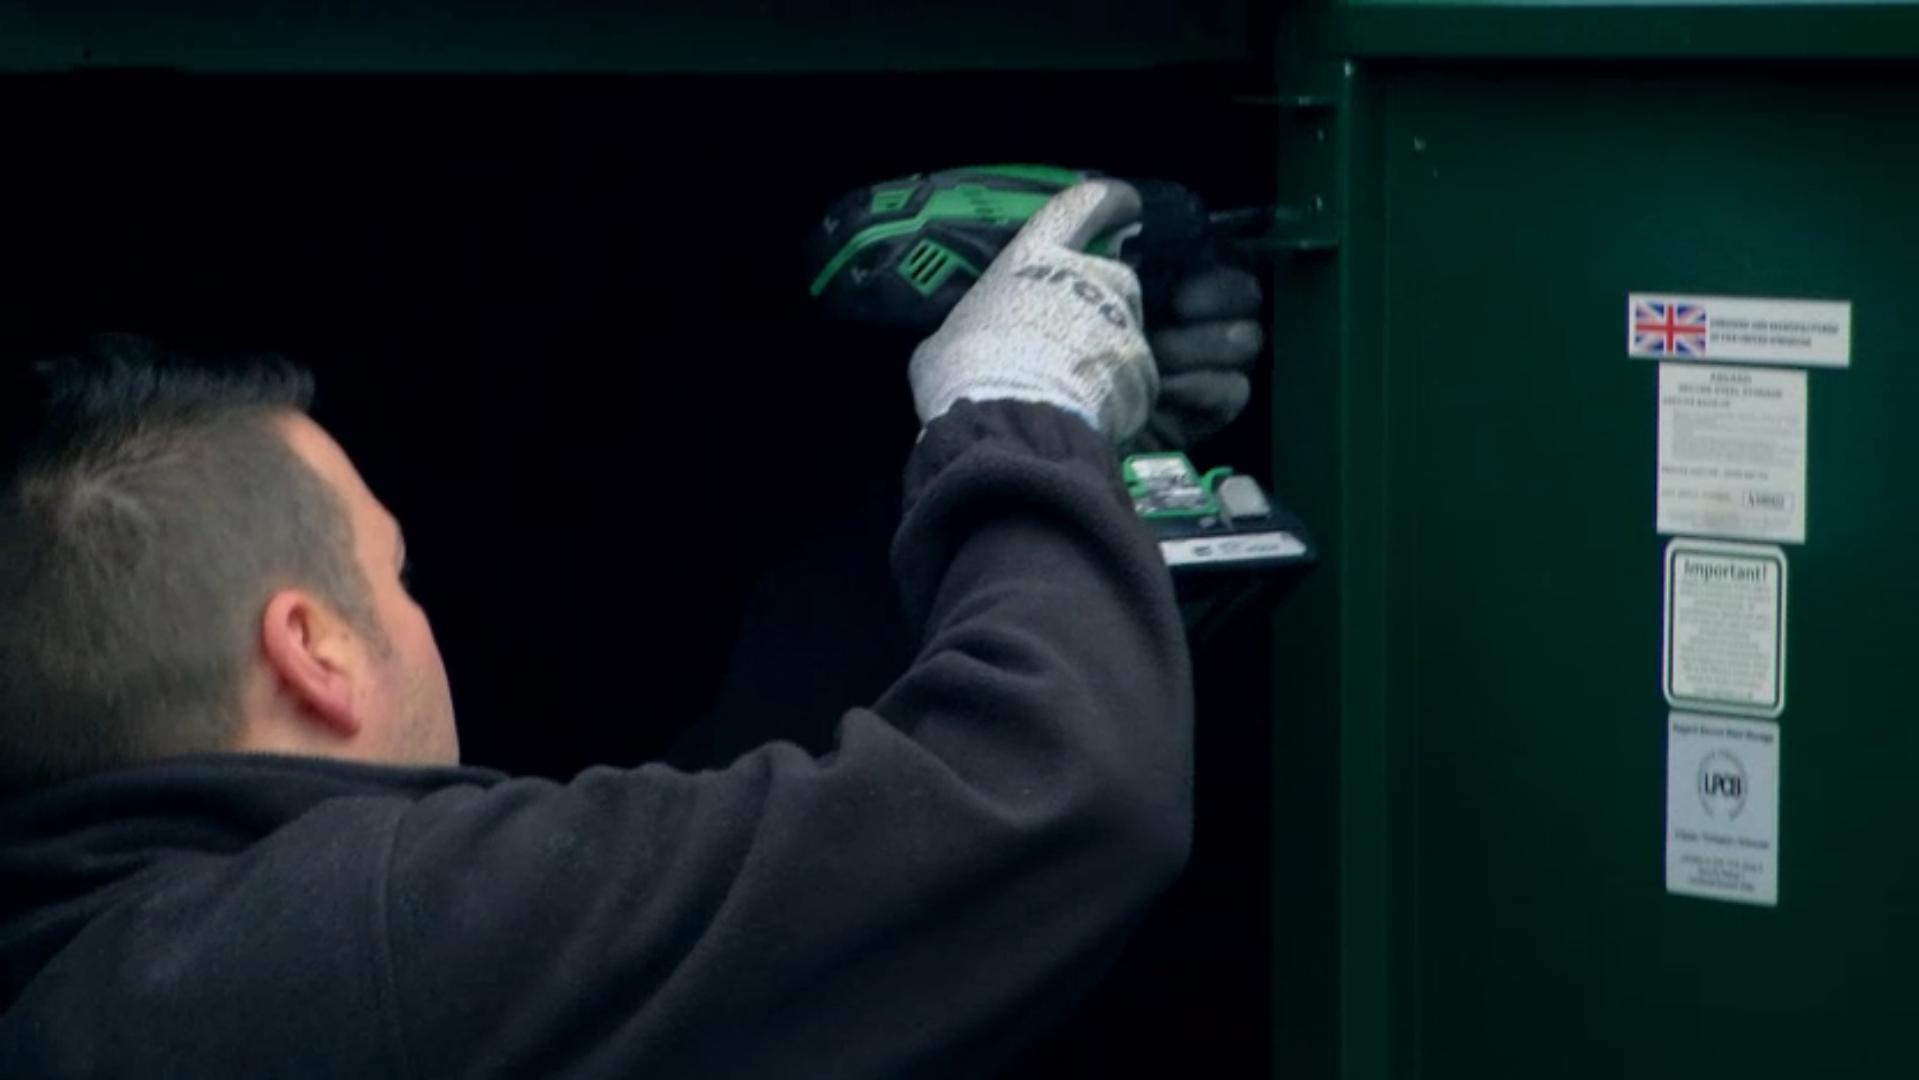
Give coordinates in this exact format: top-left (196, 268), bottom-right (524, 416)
top-left (1325, 59), bottom-right (1919, 1078)
top-left (1332, 1), bottom-right (1919, 57)
top-left (0, 0), bottom-right (1249, 72)
top-left (1266, 59), bottom-right (1360, 1080)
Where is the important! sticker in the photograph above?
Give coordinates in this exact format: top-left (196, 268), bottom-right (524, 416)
top-left (1629, 293), bottom-right (1851, 368)
top-left (1663, 538), bottom-right (1787, 719)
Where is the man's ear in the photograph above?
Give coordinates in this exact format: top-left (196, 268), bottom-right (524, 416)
top-left (259, 589), bottom-right (365, 740)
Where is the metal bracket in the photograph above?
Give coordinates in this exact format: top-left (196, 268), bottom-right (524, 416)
top-left (1236, 76), bottom-right (1341, 255)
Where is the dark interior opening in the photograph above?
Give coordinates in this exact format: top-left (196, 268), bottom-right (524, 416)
top-left (1, 67), bottom-right (1281, 1074)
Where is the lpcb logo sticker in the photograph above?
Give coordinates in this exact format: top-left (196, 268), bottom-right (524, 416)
top-left (1666, 714), bottom-right (1779, 907)
top-left (1697, 750), bottom-right (1748, 820)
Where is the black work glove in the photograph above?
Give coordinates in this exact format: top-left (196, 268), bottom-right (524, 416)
top-left (1126, 265), bottom-right (1266, 454)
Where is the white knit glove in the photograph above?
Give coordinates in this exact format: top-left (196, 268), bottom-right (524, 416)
top-left (908, 180), bottom-right (1159, 444)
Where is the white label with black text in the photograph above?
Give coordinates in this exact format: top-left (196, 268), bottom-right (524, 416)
top-left (1629, 294), bottom-right (1850, 368)
top-left (1667, 713), bottom-right (1780, 907)
top-left (1160, 532), bottom-right (1307, 568)
top-left (1663, 539), bottom-right (1787, 718)
top-left (1657, 364), bottom-right (1807, 543)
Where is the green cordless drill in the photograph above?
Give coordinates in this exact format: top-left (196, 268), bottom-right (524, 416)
top-left (806, 164), bottom-right (1280, 337)
top-left (804, 164), bottom-right (1317, 633)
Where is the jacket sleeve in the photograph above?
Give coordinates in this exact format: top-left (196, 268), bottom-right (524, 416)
top-left (663, 471), bottom-right (913, 769)
top-left (378, 400), bottom-right (1196, 1080)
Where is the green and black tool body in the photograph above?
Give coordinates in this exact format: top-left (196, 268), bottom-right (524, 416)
top-left (805, 165), bottom-right (1317, 633)
top-left (806, 164), bottom-right (1275, 337)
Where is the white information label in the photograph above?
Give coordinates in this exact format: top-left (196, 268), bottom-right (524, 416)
top-left (1160, 532), bottom-right (1307, 568)
top-left (1657, 364), bottom-right (1807, 543)
top-left (1629, 293), bottom-right (1851, 368)
top-left (1663, 539), bottom-right (1786, 718)
top-left (1666, 713), bottom-right (1780, 907)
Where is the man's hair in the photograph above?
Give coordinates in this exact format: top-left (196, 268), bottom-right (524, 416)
top-left (0, 335), bottom-right (380, 798)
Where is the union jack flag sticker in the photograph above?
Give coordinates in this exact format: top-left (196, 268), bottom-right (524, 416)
top-left (1631, 300), bottom-right (1709, 357)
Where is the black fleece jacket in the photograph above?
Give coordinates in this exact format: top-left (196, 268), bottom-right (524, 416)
top-left (0, 400), bottom-right (1195, 1079)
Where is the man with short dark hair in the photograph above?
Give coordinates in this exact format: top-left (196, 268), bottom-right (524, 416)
top-left (0, 337), bottom-right (457, 794)
top-left (0, 181), bottom-right (1264, 1077)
